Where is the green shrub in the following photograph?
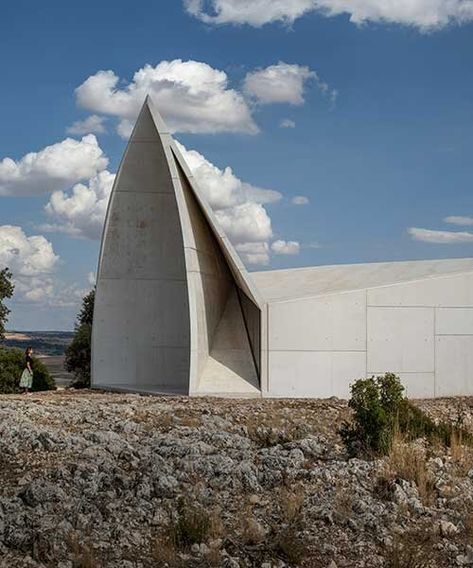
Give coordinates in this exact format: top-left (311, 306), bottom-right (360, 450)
top-left (0, 347), bottom-right (55, 393)
top-left (340, 373), bottom-right (472, 458)
top-left (65, 289), bottom-right (94, 388)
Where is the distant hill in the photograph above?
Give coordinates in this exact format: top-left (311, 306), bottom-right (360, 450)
top-left (3, 331), bottom-right (74, 356)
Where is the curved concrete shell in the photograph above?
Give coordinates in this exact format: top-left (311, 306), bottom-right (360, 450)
top-left (93, 96), bottom-right (473, 398)
top-left (92, 97), bottom-right (262, 396)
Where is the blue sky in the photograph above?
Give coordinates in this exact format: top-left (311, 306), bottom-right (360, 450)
top-left (1, 0), bottom-right (473, 330)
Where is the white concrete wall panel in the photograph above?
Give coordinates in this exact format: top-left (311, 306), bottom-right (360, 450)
top-left (436, 336), bottom-right (473, 397)
top-left (396, 373), bottom-right (435, 399)
top-left (93, 279), bottom-right (190, 390)
top-left (436, 308), bottom-right (473, 335)
top-left (268, 351), bottom-right (365, 398)
top-left (368, 273), bottom-right (473, 308)
top-left (367, 307), bottom-right (434, 373)
top-left (99, 192), bottom-right (187, 280)
top-left (269, 291), bottom-right (366, 352)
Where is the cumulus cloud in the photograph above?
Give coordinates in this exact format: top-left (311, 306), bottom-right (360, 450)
top-left (43, 170), bottom-right (115, 240)
top-left (0, 135), bottom-right (108, 197)
top-left (244, 62), bottom-right (337, 107)
top-left (271, 239), bottom-right (300, 255)
top-left (175, 141), bottom-right (281, 209)
top-left (235, 242), bottom-right (270, 265)
top-left (215, 202), bottom-right (273, 243)
top-left (66, 115), bottom-right (107, 135)
top-left (408, 227), bottom-right (473, 244)
top-left (0, 225), bottom-right (57, 304)
top-left (184, 0), bottom-right (473, 30)
top-left (75, 60), bottom-right (258, 137)
top-left (444, 215), bottom-right (473, 226)
top-left (0, 225), bottom-right (88, 308)
top-left (280, 118), bottom-right (296, 128)
top-left (245, 63), bottom-right (315, 105)
top-left (291, 195), bottom-right (309, 205)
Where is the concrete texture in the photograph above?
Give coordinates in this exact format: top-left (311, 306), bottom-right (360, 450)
top-left (93, 96), bottom-right (473, 399)
top-left (92, 97), bottom-right (261, 396)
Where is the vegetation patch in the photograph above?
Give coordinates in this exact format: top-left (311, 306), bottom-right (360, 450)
top-left (0, 346), bottom-right (55, 393)
top-left (340, 373), bottom-right (473, 458)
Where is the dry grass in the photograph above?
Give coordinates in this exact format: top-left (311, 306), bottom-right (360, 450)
top-left (165, 496), bottom-right (223, 550)
top-left (449, 430), bottom-right (473, 476)
top-left (383, 433), bottom-right (436, 505)
top-left (278, 485), bottom-right (305, 524)
top-left (149, 533), bottom-right (180, 567)
top-left (239, 513), bottom-right (266, 545)
top-left (385, 529), bottom-right (441, 568)
top-left (66, 532), bottom-right (101, 568)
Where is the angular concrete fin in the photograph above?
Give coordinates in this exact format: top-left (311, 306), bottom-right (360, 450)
top-left (92, 96), bottom-right (262, 396)
top-left (172, 156), bottom-right (261, 394)
top-left (170, 142), bottom-right (263, 309)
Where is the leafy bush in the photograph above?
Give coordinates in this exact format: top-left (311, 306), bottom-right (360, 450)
top-left (0, 347), bottom-right (55, 393)
top-left (65, 289), bottom-right (94, 388)
top-left (340, 373), bottom-right (473, 457)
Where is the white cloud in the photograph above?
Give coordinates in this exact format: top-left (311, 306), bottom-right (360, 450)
top-left (88, 272), bottom-right (96, 286)
top-left (215, 202), bottom-right (273, 243)
top-left (43, 170), bottom-right (115, 240)
top-left (271, 239), bottom-right (300, 255)
top-left (291, 195), bottom-right (309, 205)
top-left (184, 0), bottom-right (473, 30)
top-left (66, 115), bottom-right (107, 135)
top-left (175, 141), bottom-right (281, 209)
top-left (0, 135), bottom-right (108, 197)
top-left (244, 62), bottom-right (315, 105)
top-left (0, 225), bottom-right (88, 308)
top-left (444, 215), bottom-right (473, 226)
top-left (185, 0), bottom-right (316, 26)
top-left (0, 225), bottom-right (56, 303)
top-left (235, 242), bottom-right (270, 265)
top-left (244, 62), bottom-right (337, 107)
top-left (75, 60), bottom-right (258, 136)
top-left (280, 118), bottom-right (296, 128)
top-left (408, 227), bottom-right (473, 244)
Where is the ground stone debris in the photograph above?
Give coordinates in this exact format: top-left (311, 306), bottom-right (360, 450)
top-left (0, 391), bottom-right (473, 567)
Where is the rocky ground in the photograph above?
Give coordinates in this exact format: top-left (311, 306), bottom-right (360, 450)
top-left (1, 391), bottom-right (473, 567)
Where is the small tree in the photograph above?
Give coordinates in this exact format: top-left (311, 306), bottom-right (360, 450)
top-left (340, 373), bottom-right (473, 458)
top-left (0, 268), bottom-right (14, 341)
top-left (65, 289), bottom-right (95, 388)
top-left (340, 373), bottom-right (404, 457)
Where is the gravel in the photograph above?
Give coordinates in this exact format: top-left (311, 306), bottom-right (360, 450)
top-left (0, 390), bottom-right (473, 567)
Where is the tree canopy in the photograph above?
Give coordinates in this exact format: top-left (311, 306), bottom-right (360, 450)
top-left (0, 268), bottom-right (14, 341)
top-left (65, 288), bottom-right (95, 387)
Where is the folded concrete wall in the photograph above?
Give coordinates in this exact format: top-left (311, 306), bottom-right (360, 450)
top-left (92, 97), bottom-right (261, 395)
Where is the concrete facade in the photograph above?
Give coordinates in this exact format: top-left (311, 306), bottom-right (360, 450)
top-left (92, 97), bottom-right (473, 398)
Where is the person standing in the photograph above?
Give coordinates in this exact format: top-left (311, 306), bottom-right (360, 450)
top-left (19, 346), bottom-right (34, 394)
